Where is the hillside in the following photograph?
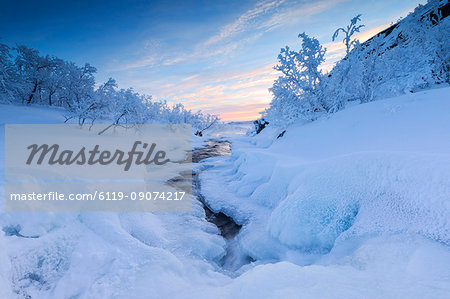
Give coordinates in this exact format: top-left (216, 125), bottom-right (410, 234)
top-left (1, 86), bottom-right (448, 298)
top-left (1, 0), bottom-right (449, 297)
top-left (198, 86), bottom-right (450, 296)
top-left (264, 0), bottom-right (449, 125)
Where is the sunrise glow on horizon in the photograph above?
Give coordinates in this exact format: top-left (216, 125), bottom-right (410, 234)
top-left (1, 0), bottom-right (423, 121)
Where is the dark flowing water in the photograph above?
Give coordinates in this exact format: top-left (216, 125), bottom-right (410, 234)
top-left (192, 140), bottom-right (241, 239)
top-left (192, 140), bottom-right (254, 272)
top-left (167, 139), bottom-right (249, 271)
top-left (192, 140), bottom-right (232, 163)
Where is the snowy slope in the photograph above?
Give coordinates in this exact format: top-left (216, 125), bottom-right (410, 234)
top-left (198, 86), bottom-right (450, 297)
top-left (0, 104), bottom-right (230, 298)
top-left (1, 86), bottom-right (450, 298)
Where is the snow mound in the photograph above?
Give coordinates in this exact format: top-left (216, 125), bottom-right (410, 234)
top-left (200, 87), bottom-right (450, 258)
top-left (0, 104), bottom-right (229, 298)
top-left (188, 235), bottom-right (450, 299)
top-left (1, 87), bottom-right (449, 297)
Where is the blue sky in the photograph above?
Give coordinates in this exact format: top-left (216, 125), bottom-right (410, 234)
top-left (1, 0), bottom-right (423, 120)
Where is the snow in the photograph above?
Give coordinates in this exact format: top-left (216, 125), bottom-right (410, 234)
top-left (0, 103), bottom-right (229, 298)
top-left (1, 87), bottom-right (450, 298)
top-left (198, 87), bottom-right (450, 295)
top-left (189, 235), bottom-right (450, 299)
top-left (264, 1), bottom-right (450, 125)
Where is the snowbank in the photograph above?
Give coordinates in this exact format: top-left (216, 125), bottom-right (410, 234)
top-left (199, 87), bottom-right (450, 295)
top-left (1, 87), bottom-right (449, 298)
top-left (0, 103), bottom-right (229, 298)
top-left (188, 234), bottom-right (450, 299)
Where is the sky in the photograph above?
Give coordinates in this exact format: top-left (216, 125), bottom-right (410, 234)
top-left (0, 0), bottom-right (424, 120)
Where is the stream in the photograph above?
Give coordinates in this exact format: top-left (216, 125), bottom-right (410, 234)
top-left (192, 140), bottom-right (241, 239)
top-left (192, 140), bottom-right (251, 271)
top-left (167, 139), bottom-right (249, 271)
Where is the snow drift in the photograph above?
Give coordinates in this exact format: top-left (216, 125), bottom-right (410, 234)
top-left (0, 87), bottom-right (449, 298)
top-left (200, 86), bottom-right (450, 268)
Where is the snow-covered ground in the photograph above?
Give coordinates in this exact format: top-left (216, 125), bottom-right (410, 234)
top-left (198, 86), bottom-right (450, 297)
top-left (1, 86), bottom-right (450, 298)
top-left (0, 104), bottom-right (230, 298)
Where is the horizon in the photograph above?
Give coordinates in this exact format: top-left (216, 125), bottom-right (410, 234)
top-left (1, 0), bottom-right (424, 120)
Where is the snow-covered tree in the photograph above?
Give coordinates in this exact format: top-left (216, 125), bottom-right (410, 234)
top-left (264, 0), bottom-right (448, 128)
top-left (42, 58), bottom-right (65, 106)
top-left (332, 14), bottom-right (365, 55)
top-left (418, 0), bottom-right (449, 84)
top-left (62, 62), bottom-right (97, 124)
top-left (0, 42), bottom-right (219, 133)
top-left (97, 88), bottom-right (149, 134)
top-left (0, 43), bottom-right (15, 102)
top-left (264, 33), bottom-right (326, 124)
top-left (113, 88), bottom-right (148, 125)
top-left (14, 45), bottom-right (56, 104)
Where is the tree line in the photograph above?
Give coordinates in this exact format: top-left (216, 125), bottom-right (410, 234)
top-left (0, 44), bottom-right (218, 131)
top-left (262, 0), bottom-right (449, 127)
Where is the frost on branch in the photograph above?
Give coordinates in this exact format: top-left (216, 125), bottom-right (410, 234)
top-left (264, 0), bottom-right (449, 127)
top-left (0, 43), bottom-right (219, 133)
top-left (332, 14), bottom-right (365, 55)
top-left (264, 33), bottom-right (326, 126)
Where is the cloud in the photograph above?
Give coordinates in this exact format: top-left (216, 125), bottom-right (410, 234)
top-left (130, 62), bottom-right (277, 120)
top-left (174, 22), bottom-right (393, 120)
top-left (208, 102), bottom-right (269, 121)
top-left (194, 0), bottom-right (348, 64)
top-left (181, 74), bottom-right (199, 82)
top-left (117, 0), bottom-right (347, 71)
top-left (107, 0), bottom-right (397, 121)
top-left (203, 0), bottom-right (286, 47)
top-left (259, 0), bottom-right (349, 31)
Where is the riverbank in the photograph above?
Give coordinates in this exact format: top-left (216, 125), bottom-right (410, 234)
top-left (196, 87), bottom-right (450, 297)
top-left (0, 87), bottom-right (449, 297)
